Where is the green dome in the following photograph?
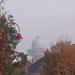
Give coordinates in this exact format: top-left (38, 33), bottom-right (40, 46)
top-left (27, 55), bottom-right (32, 61)
top-left (32, 36), bottom-right (44, 46)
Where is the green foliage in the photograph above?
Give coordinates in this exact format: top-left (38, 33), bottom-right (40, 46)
top-left (0, 14), bottom-right (27, 75)
top-left (13, 53), bottom-right (27, 68)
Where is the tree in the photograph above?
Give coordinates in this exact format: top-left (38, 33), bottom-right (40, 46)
top-left (0, 14), bottom-right (27, 75)
top-left (41, 40), bottom-right (75, 75)
top-left (0, 0), bottom-right (5, 16)
top-left (0, 0), bottom-right (27, 75)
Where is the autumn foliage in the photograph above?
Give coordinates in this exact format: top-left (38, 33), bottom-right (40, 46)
top-left (41, 40), bottom-right (75, 75)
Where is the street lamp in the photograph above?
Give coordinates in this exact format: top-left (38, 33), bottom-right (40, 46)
top-left (1, 21), bottom-right (22, 75)
top-left (0, 28), bottom-right (4, 75)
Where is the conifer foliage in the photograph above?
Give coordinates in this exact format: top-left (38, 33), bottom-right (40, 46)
top-left (0, 14), bottom-right (27, 75)
top-left (0, 0), bottom-right (27, 75)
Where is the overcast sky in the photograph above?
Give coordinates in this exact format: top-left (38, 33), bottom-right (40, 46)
top-left (3, 0), bottom-right (75, 53)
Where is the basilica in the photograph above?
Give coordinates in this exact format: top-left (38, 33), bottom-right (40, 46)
top-left (27, 36), bottom-right (45, 60)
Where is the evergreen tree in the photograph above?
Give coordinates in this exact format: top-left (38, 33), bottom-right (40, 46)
top-left (0, 14), bottom-right (27, 75)
top-left (0, 1), bottom-right (27, 75)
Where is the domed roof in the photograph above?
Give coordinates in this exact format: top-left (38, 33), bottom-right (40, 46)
top-left (32, 36), bottom-right (44, 47)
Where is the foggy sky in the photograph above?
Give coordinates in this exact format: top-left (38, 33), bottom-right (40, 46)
top-left (4, 0), bottom-right (75, 53)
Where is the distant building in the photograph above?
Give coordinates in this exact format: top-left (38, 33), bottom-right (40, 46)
top-left (27, 36), bottom-right (45, 60)
top-left (25, 57), bottom-right (44, 75)
top-left (27, 55), bottom-right (33, 62)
